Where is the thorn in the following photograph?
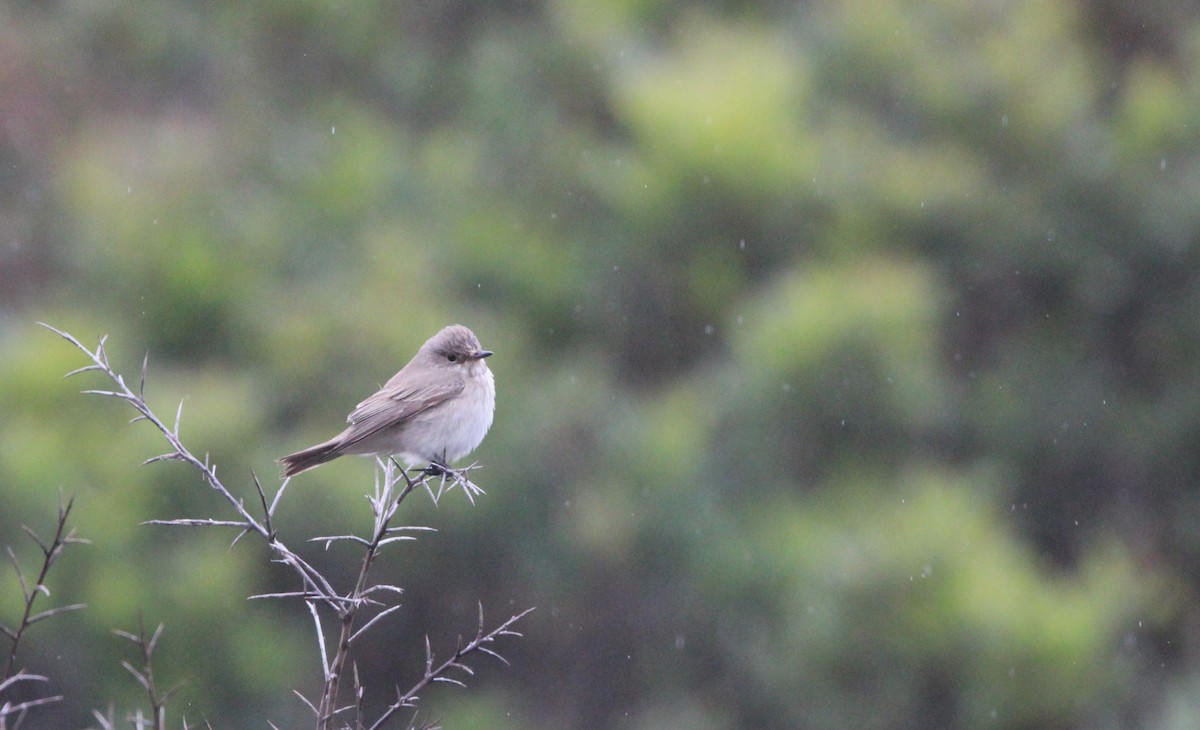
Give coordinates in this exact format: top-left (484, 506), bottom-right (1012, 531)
top-left (21, 524), bottom-right (48, 553)
top-left (111, 629), bottom-right (140, 643)
top-left (142, 453), bottom-right (179, 466)
top-left (230, 528), bottom-right (253, 549)
top-left (148, 622), bottom-right (165, 654)
top-left (477, 646), bottom-right (509, 665)
top-left (64, 364), bottom-right (103, 378)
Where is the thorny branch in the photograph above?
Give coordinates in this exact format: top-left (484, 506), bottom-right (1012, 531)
top-left (368, 604), bottom-right (535, 730)
top-left (1, 672), bottom-right (62, 730)
top-left (2, 495), bottom-right (88, 726)
top-left (111, 614), bottom-right (183, 730)
top-left (2, 494), bottom-right (89, 681)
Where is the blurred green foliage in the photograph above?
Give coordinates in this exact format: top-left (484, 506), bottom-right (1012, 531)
top-left (2, 0), bottom-right (1199, 727)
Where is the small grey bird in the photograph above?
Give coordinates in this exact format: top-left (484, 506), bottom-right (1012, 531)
top-left (280, 324), bottom-right (495, 477)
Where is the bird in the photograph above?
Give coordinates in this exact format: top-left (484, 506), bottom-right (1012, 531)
top-left (279, 324), bottom-right (495, 477)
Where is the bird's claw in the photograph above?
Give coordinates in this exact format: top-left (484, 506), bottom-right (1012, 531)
top-left (424, 462), bottom-right (449, 477)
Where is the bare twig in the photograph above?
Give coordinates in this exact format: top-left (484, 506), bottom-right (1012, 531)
top-left (1, 495), bottom-right (88, 727)
top-left (316, 459), bottom-right (426, 724)
top-left (367, 606), bottom-right (534, 730)
top-left (3, 494), bottom-right (89, 681)
top-left (0, 670), bottom-right (63, 729)
top-left (113, 614), bottom-right (183, 730)
top-left (40, 323), bottom-right (271, 538)
top-left (40, 324), bottom-right (341, 617)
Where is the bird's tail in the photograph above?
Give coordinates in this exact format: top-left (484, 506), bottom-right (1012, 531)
top-left (279, 438), bottom-right (343, 477)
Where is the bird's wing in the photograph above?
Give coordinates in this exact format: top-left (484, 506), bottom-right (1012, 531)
top-left (340, 377), bottom-right (465, 449)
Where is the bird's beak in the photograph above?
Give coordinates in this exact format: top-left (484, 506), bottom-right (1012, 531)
top-left (473, 349), bottom-right (493, 360)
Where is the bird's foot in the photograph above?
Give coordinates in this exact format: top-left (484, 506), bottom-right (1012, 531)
top-left (417, 460), bottom-right (486, 506)
top-left (423, 461), bottom-right (450, 478)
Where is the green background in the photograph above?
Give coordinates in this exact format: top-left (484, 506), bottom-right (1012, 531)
top-left (2, 0), bottom-right (1199, 727)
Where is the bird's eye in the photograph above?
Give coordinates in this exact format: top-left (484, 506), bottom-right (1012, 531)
top-left (446, 353), bottom-right (458, 362)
